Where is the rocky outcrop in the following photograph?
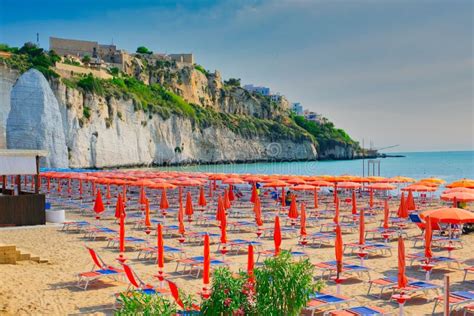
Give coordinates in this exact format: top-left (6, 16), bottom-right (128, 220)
top-left (52, 81), bottom-right (316, 168)
top-left (7, 69), bottom-right (68, 167)
top-left (0, 66), bottom-right (19, 148)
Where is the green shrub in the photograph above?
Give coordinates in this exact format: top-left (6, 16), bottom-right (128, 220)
top-left (63, 58), bottom-right (81, 66)
top-left (83, 106), bottom-right (91, 119)
top-left (224, 78), bottom-right (241, 87)
top-left (77, 74), bottom-right (104, 95)
top-left (108, 67), bottom-right (120, 77)
top-left (81, 55), bottom-right (91, 64)
top-left (116, 293), bottom-right (177, 315)
top-left (254, 250), bottom-right (323, 315)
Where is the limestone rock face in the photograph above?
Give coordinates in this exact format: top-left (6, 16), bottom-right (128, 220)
top-left (7, 69), bottom-right (68, 168)
top-left (0, 66), bottom-right (19, 148)
top-left (52, 82), bottom-right (317, 168)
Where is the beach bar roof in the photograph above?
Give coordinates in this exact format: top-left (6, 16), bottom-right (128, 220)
top-left (0, 149), bottom-right (48, 176)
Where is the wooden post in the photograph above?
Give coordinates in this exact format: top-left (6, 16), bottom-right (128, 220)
top-left (16, 175), bottom-right (21, 195)
top-left (35, 155), bottom-right (40, 194)
top-left (1, 175), bottom-right (5, 194)
top-left (444, 275), bottom-right (449, 316)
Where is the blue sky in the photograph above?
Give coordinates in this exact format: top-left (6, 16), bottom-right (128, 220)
top-left (1, 0), bottom-right (472, 152)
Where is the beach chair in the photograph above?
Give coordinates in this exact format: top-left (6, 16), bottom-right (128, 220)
top-left (324, 306), bottom-right (390, 315)
top-left (313, 261), bottom-right (370, 281)
top-left (308, 232), bottom-right (336, 248)
top-left (464, 266), bottom-right (474, 282)
top-left (121, 263), bottom-right (169, 295)
top-left (107, 236), bottom-right (147, 248)
top-left (136, 245), bottom-right (184, 261)
top-left (407, 252), bottom-right (460, 269)
top-left (61, 220), bottom-right (90, 232)
top-left (174, 256), bottom-right (228, 278)
top-left (304, 292), bottom-right (352, 316)
top-left (344, 242), bottom-right (392, 257)
top-left (218, 239), bottom-right (263, 254)
top-left (432, 291), bottom-right (474, 314)
top-left (367, 275), bottom-right (398, 298)
top-left (256, 250), bottom-right (309, 263)
top-left (77, 247), bottom-right (124, 290)
top-left (320, 221), bottom-right (356, 233)
top-left (83, 226), bottom-right (117, 240)
top-left (390, 280), bottom-right (441, 301)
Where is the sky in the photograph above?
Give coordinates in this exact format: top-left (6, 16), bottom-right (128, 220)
top-left (1, 0), bottom-right (472, 152)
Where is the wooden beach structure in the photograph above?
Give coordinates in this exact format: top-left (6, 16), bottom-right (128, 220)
top-left (0, 149), bottom-right (47, 226)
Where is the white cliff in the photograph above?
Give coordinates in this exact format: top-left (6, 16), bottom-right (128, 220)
top-left (0, 65), bottom-right (19, 148)
top-left (7, 69), bottom-right (68, 167)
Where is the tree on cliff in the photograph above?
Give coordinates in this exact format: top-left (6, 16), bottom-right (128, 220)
top-left (81, 55), bottom-right (91, 65)
top-left (136, 46), bottom-right (153, 54)
top-left (224, 78), bottom-right (241, 87)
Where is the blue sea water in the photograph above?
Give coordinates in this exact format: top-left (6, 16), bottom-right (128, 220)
top-left (158, 151), bottom-right (474, 183)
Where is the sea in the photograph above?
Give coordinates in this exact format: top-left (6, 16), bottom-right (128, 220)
top-left (157, 151), bottom-right (474, 184)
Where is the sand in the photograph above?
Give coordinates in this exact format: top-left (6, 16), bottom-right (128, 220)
top-left (0, 194), bottom-right (473, 316)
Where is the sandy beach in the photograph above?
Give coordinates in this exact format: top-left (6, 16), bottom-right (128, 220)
top-left (1, 191), bottom-right (472, 316)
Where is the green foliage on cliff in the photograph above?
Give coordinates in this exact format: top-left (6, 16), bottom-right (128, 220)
top-left (291, 114), bottom-right (358, 150)
top-left (0, 42), bottom-right (59, 79)
top-left (194, 64), bottom-right (209, 76)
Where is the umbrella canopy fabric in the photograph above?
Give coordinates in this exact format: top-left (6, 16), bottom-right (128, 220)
top-left (220, 207), bottom-right (227, 244)
top-left (288, 195), bottom-right (298, 219)
top-left (425, 216), bottom-right (433, 260)
top-left (250, 183), bottom-right (257, 203)
top-left (359, 208), bottom-right (365, 245)
top-left (367, 183), bottom-right (396, 190)
top-left (383, 200), bottom-right (390, 229)
top-left (397, 236), bottom-right (408, 289)
top-left (401, 184), bottom-right (436, 192)
top-left (119, 210), bottom-right (125, 257)
top-left (144, 198), bottom-right (151, 228)
top-left (254, 195), bottom-right (263, 226)
top-left (335, 224), bottom-right (343, 278)
top-left (314, 189), bottom-right (319, 209)
top-left (216, 196), bottom-right (225, 222)
top-left (337, 182), bottom-right (361, 189)
top-left (300, 202), bottom-right (307, 236)
top-left (199, 186), bottom-right (207, 206)
top-left (292, 184), bottom-right (316, 191)
top-left (160, 189), bottom-right (169, 210)
top-left (178, 202), bottom-right (185, 235)
top-left (406, 190), bottom-right (416, 211)
top-left (445, 179), bottom-right (474, 189)
top-left (420, 207), bottom-right (474, 224)
top-left (333, 197), bottom-right (340, 224)
top-left (397, 192), bottom-right (408, 219)
top-left (351, 191), bottom-right (357, 215)
top-left (247, 244), bottom-right (254, 283)
top-left (93, 189), bottom-right (105, 218)
top-left (274, 216), bottom-right (282, 256)
top-left (441, 192), bottom-right (474, 202)
top-left (185, 191), bottom-right (194, 217)
top-left (228, 185), bottom-right (235, 201)
top-left (157, 224), bottom-right (164, 269)
top-left (203, 234), bottom-right (210, 285)
top-left (115, 193), bottom-right (123, 219)
top-left (369, 189), bottom-right (374, 209)
top-left (224, 189), bottom-right (231, 209)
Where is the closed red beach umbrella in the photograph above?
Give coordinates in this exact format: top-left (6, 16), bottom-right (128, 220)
top-left (185, 191), bottom-right (194, 217)
top-left (229, 185), bottom-right (235, 201)
top-left (144, 198), bottom-right (151, 228)
top-left (333, 197), bottom-right (340, 224)
top-left (220, 207), bottom-right (227, 244)
top-left (383, 199), bottom-right (390, 229)
top-left (397, 236), bottom-right (408, 289)
top-left (281, 187), bottom-right (286, 207)
top-left (106, 184), bottom-right (111, 202)
top-left (250, 183), bottom-right (257, 203)
top-left (406, 190), bottom-right (416, 211)
top-left (247, 244), bottom-right (254, 282)
top-left (397, 192), bottom-right (408, 218)
top-left (254, 195), bottom-right (263, 226)
top-left (300, 202), bottom-right (307, 236)
top-left (199, 186), bottom-right (207, 207)
top-left (288, 194), bottom-right (298, 219)
top-left (115, 193), bottom-right (123, 219)
top-left (122, 185), bottom-right (127, 203)
top-left (351, 190), bottom-right (357, 215)
top-left (425, 216), bottom-right (433, 260)
top-left (119, 211), bottom-right (125, 262)
top-left (314, 189), bottom-right (319, 209)
top-left (216, 195), bottom-right (224, 221)
top-left (224, 189), bottom-right (231, 209)
top-left (335, 224), bottom-right (343, 278)
top-left (160, 189), bottom-right (169, 210)
top-left (178, 202), bottom-right (185, 235)
top-left (157, 224), bottom-right (164, 270)
top-left (453, 196), bottom-right (457, 208)
top-left (79, 179), bottom-right (83, 197)
top-left (274, 216), bottom-right (282, 256)
top-left (359, 208), bottom-right (365, 245)
top-left (203, 234), bottom-right (210, 286)
top-left (93, 189), bottom-right (105, 219)
top-left (168, 280), bottom-right (184, 309)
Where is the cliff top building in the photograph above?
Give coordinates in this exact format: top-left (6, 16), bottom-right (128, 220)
top-left (292, 102), bottom-right (303, 115)
top-left (243, 84), bottom-right (270, 96)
